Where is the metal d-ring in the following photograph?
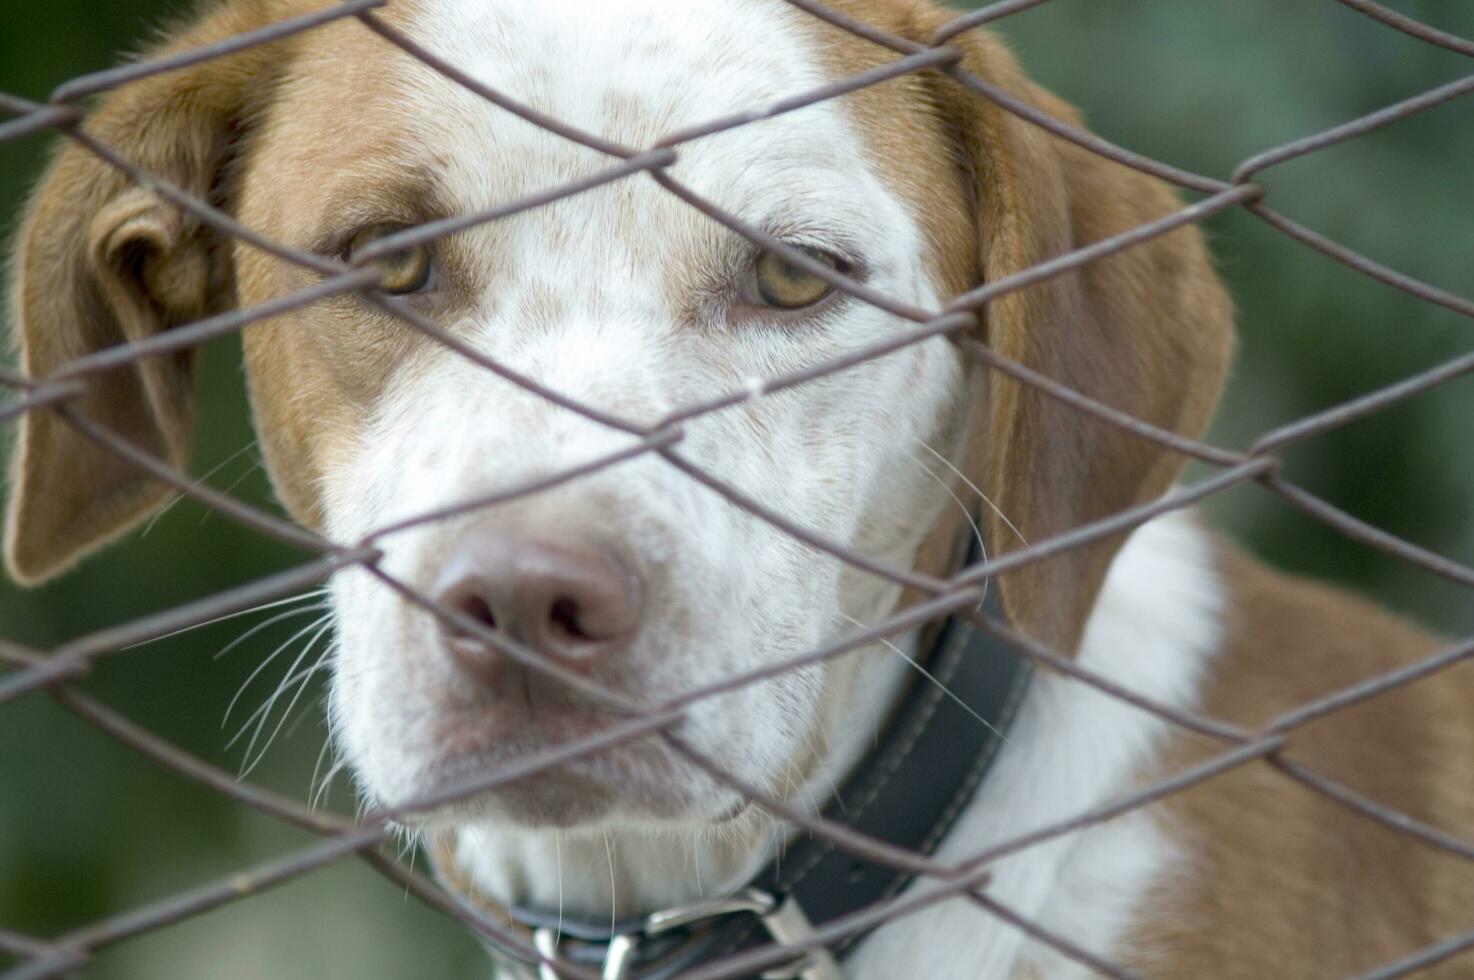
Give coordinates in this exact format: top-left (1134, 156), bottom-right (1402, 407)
top-left (528, 888), bottom-right (841, 980)
top-left (647, 888), bottom-right (842, 980)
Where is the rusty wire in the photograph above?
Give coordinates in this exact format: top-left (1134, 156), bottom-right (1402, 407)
top-left (0, 0), bottom-right (1472, 977)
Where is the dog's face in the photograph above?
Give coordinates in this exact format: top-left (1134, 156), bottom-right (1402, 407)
top-left (255, 0), bottom-right (975, 826)
top-left (5, 0), bottom-right (1232, 866)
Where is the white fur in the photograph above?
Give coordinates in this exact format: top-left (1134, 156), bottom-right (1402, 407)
top-left (318, 0), bottom-right (958, 918)
top-left (851, 510), bottom-right (1223, 978)
top-left (282, 0), bottom-right (1227, 973)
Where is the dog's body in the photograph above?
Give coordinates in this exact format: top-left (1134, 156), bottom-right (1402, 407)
top-left (7, 0), bottom-right (1472, 976)
top-left (867, 515), bottom-right (1474, 979)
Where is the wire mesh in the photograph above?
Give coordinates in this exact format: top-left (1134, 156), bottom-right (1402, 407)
top-left (1, 0), bottom-right (1472, 977)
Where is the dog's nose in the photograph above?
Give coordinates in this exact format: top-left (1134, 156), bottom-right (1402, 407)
top-left (433, 532), bottom-right (642, 682)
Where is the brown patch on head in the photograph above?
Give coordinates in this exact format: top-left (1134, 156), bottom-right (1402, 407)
top-left (231, 9), bottom-right (449, 528)
top-left (786, 1), bottom-right (977, 301)
top-left (2, 0), bottom-right (319, 580)
top-left (0, 0), bottom-right (482, 581)
top-left (0, 0), bottom-right (512, 567)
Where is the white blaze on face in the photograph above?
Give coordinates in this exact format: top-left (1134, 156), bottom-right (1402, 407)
top-left (321, 0), bottom-right (966, 850)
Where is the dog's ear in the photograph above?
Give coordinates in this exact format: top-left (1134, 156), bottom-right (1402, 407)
top-left (4, 2), bottom-right (284, 584)
top-left (917, 21), bottom-right (1235, 652)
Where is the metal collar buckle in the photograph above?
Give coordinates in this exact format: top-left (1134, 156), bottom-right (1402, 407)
top-left (530, 888), bottom-right (842, 980)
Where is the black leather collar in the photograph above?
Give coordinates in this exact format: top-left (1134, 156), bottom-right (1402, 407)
top-left (460, 564), bottom-right (1031, 979)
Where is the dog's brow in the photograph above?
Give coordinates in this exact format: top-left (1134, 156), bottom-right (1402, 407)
top-left (304, 171), bottom-right (452, 254)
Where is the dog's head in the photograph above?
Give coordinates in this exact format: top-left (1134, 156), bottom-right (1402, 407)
top-left (6, 0), bottom-right (1231, 879)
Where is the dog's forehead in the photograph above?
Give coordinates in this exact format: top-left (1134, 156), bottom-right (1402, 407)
top-left (253, 0), bottom-right (970, 292)
top-left (391, 0), bottom-right (867, 266)
top-left (399, 0), bottom-right (828, 139)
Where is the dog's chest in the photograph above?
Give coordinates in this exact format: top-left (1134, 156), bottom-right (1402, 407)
top-left (848, 511), bottom-right (1222, 977)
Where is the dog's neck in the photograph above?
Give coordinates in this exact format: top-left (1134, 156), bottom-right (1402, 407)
top-left (850, 509), bottom-right (1224, 978)
top-left (445, 627), bottom-right (915, 919)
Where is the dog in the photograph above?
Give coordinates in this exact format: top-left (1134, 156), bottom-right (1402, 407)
top-left (8, 0), bottom-right (1473, 976)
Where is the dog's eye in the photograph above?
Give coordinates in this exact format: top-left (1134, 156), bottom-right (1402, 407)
top-left (344, 225), bottom-right (434, 295)
top-left (747, 247), bottom-right (840, 310)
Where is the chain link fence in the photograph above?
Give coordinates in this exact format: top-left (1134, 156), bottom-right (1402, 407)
top-left (1, 0), bottom-right (1472, 977)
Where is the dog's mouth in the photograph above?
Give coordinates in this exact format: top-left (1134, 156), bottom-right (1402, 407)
top-left (385, 704), bottom-right (720, 829)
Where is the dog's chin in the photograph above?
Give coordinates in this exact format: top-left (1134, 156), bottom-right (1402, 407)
top-left (378, 735), bottom-right (738, 832)
top-left (412, 764), bottom-right (624, 829)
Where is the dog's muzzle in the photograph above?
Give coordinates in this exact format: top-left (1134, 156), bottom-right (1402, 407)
top-left (434, 544), bottom-right (1032, 980)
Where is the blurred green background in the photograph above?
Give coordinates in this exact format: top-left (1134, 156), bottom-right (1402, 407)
top-left (0, 1), bottom-right (1470, 977)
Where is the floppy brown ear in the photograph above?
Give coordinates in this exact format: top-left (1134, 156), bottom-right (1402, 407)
top-left (916, 20), bottom-right (1235, 653)
top-left (4, 2), bottom-right (284, 584)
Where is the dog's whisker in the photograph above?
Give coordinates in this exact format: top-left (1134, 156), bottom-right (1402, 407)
top-left (394, 841), bottom-right (419, 907)
top-left (266, 658), bottom-right (332, 700)
top-left (279, 654), bottom-right (336, 742)
top-left (692, 831), bottom-right (704, 899)
top-left (309, 734), bottom-right (336, 809)
top-left (212, 602), bottom-right (329, 662)
top-left (236, 619), bottom-right (335, 776)
top-left (140, 439), bottom-right (259, 538)
top-left (805, 763), bottom-right (840, 820)
top-left (122, 588), bottom-right (328, 651)
top-left (198, 455), bottom-right (266, 527)
top-left (555, 830), bottom-right (564, 947)
top-left (787, 757), bottom-right (808, 804)
top-left (228, 624), bottom-right (330, 769)
top-left (311, 758), bottom-right (349, 812)
top-left (914, 456), bottom-right (990, 609)
top-left (916, 438), bottom-right (1029, 547)
top-left (837, 611), bottom-right (1010, 744)
top-left (282, 689), bottom-right (328, 736)
top-left (223, 613), bottom-right (332, 729)
top-left (603, 830), bottom-right (617, 938)
top-left (806, 716), bottom-right (847, 814)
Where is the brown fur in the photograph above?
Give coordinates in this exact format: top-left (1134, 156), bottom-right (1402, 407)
top-left (5, 0), bottom-right (442, 576)
top-left (1129, 544), bottom-right (1474, 977)
top-left (5, 0), bottom-right (1468, 974)
top-left (808, 1), bottom-right (1235, 656)
top-left (4, 0), bottom-right (294, 582)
